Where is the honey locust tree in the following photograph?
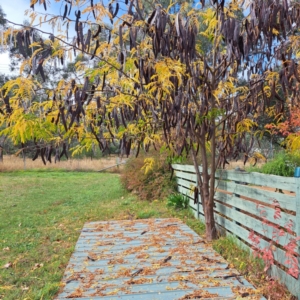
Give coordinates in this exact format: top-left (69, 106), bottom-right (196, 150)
top-left (1, 0), bottom-right (300, 240)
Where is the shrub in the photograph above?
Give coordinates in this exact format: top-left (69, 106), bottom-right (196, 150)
top-left (166, 193), bottom-right (189, 209)
top-left (247, 151), bottom-right (300, 177)
top-left (120, 149), bottom-right (177, 201)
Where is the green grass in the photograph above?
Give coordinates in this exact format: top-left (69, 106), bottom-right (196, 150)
top-left (0, 171), bottom-right (203, 300)
top-left (212, 235), bottom-right (264, 278)
top-left (246, 151), bottom-right (300, 177)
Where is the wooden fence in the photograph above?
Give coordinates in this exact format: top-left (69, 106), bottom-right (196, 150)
top-left (172, 164), bottom-right (300, 298)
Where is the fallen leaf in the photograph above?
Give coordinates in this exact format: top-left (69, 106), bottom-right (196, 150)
top-left (66, 288), bottom-right (83, 298)
top-left (32, 263), bottom-right (44, 270)
top-left (3, 262), bottom-right (12, 269)
top-left (3, 247), bottom-right (10, 251)
top-left (125, 277), bottom-right (153, 285)
top-left (178, 290), bottom-right (219, 299)
top-left (0, 285), bottom-right (14, 290)
top-left (21, 286), bottom-right (29, 291)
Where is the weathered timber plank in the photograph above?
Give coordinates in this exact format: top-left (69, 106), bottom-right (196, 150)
top-left (214, 214), bottom-right (295, 270)
top-left (190, 207), bottom-right (205, 222)
top-left (173, 164), bottom-right (295, 191)
top-left (197, 212), bottom-right (205, 222)
top-left (178, 191), bottom-right (293, 269)
top-left (214, 202), bottom-right (294, 248)
top-left (177, 186), bottom-right (205, 222)
top-left (177, 185), bottom-right (204, 212)
top-left (215, 169), bottom-right (295, 191)
top-left (217, 180), bottom-right (296, 212)
top-left (270, 265), bottom-right (300, 298)
top-left (177, 185), bottom-right (194, 198)
top-left (295, 177), bottom-right (300, 260)
top-left (215, 191), bottom-right (296, 231)
top-left (174, 170), bottom-right (198, 182)
top-left (172, 164), bottom-right (201, 173)
top-left (176, 178), bottom-right (197, 190)
top-left (177, 186), bottom-right (197, 211)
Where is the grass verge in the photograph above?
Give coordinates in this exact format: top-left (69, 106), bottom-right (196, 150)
top-left (0, 171), bottom-right (203, 300)
top-left (213, 235), bottom-right (295, 300)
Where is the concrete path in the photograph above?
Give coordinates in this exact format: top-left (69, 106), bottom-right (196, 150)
top-left (56, 218), bottom-right (265, 299)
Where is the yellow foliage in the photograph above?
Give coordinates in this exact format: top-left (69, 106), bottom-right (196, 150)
top-left (145, 59), bottom-right (184, 96)
top-left (199, 8), bottom-right (218, 38)
top-left (1, 107), bottom-right (53, 144)
top-left (249, 152), bottom-right (267, 165)
top-left (70, 132), bottom-right (95, 157)
top-left (236, 119), bottom-right (258, 133)
top-left (19, 59), bottom-right (31, 75)
top-left (213, 77), bottom-right (236, 102)
top-left (179, 2), bottom-right (190, 13)
top-left (82, 3), bottom-right (110, 22)
top-left (141, 157), bottom-right (155, 175)
top-left (285, 134), bottom-right (300, 153)
top-left (289, 35), bottom-right (300, 59)
top-left (1, 77), bottom-right (40, 100)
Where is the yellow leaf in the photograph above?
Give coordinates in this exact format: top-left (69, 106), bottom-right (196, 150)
top-left (141, 157), bottom-right (155, 175)
top-left (0, 286), bottom-right (15, 290)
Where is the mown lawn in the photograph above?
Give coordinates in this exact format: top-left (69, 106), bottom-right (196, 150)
top-left (0, 171), bottom-right (204, 300)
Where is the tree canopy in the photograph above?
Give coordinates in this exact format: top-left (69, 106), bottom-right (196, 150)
top-left (1, 0), bottom-right (300, 240)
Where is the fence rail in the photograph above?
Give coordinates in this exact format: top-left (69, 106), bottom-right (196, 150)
top-left (172, 164), bottom-right (300, 298)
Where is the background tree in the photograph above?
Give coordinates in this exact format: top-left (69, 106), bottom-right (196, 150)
top-left (266, 106), bottom-right (300, 152)
top-left (0, 4), bottom-right (7, 55)
top-left (0, 74), bottom-right (10, 162)
top-left (1, 0), bottom-right (300, 240)
top-left (0, 5), bottom-right (6, 26)
top-left (0, 5), bottom-right (9, 162)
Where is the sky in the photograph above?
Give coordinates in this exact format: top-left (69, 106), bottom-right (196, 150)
top-left (0, 0), bottom-right (113, 76)
top-left (0, 1), bottom-right (29, 74)
top-left (0, 0), bottom-right (70, 75)
top-left (0, 1), bottom-right (240, 76)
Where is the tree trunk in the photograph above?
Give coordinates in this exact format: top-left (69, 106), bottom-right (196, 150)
top-left (203, 191), bottom-right (217, 241)
top-left (191, 135), bottom-right (217, 242)
top-left (202, 168), bottom-right (217, 241)
top-left (22, 149), bottom-right (26, 170)
top-left (201, 132), bottom-right (217, 241)
top-left (0, 135), bottom-right (7, 163)
top-left (0, 145), bottom-right (3, 163)
top-left (191, 145), bottom-right (205, 214)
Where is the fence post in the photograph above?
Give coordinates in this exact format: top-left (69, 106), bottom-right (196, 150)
top-left (197, 188), bottom-right (199, 220)
top-left (233, 168), bottom-right (243, 227)
top-left (294, 167), bottom-right (300, 297)
top-left (294, 168), bottom-right (300, 246)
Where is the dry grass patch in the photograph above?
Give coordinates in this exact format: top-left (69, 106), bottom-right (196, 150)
top-left (0, 155), bottom-right (125, 172)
